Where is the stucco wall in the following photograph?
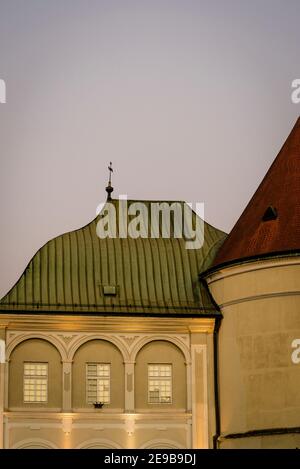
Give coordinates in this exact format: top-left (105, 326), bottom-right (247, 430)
top-left (206, 256), bottom-right (300, 448)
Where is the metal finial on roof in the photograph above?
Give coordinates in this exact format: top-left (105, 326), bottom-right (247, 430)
top-left (106, 161), bottom-right (114, 200)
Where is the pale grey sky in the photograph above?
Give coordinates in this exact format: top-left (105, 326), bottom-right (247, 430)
top-left (0, 0), bottom-right (299, 298)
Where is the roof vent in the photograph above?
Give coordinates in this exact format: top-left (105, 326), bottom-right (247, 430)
top-left (262, 206), bottom-right (278, 222)
top-left (103, 285), bottom-right (117, 296)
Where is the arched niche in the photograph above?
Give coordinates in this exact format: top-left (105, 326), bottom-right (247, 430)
top-left (12, 438), bottom-right (58, 449)
top-left (72, 339), bottom-right (125, 410)
top-left (140, 438), bottom-right (184, 449)
top-left (76, 438), bottom-right (122, 449)
top-left (9, 338), bottom-right (62, 409)
top-left (135, 340), bottom-right (187, 411)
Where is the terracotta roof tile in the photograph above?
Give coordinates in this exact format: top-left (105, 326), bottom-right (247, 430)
top-left (213, 117), bottom-right (300, 267)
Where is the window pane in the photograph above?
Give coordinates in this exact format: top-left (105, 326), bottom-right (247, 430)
top-left (148, 364), bottom-right (172, 404)
top-left (24, 363), bottom-right (48, 403)
top-left (86, 363), bottom-right (111, 404)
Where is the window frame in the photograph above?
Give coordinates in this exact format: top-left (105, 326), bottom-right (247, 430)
top-left (148, 363), bottom-right (173, 404)
top-left (23, 362), bottom-right (48, 404)
top-left (86, 362), bottom-right (111, 405)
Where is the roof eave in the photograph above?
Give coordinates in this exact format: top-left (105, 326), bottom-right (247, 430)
top-left (200, 248), bottom-right (300, 279)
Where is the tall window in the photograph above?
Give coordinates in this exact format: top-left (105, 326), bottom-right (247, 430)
top-left (86, 363), bottom-right (110, 404)
top-left (23, 362), bottom-right (48, 403)
top-left (148, 364), bottom-right (172, 403)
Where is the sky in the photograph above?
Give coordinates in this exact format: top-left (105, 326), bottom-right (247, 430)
top-left (0, 0), bottom-right (299, 298)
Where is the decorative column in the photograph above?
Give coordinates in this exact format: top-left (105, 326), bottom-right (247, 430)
top-left (186, 360), bottom-right (192, 412)
top-left (62, 360), bottom-right (72, 411)
top-left (0, 337), bottom-right (5, 449)
top-left (191, 345), bottom-right (209, 449)
top-left (124, 361), bottom-right (135, 412)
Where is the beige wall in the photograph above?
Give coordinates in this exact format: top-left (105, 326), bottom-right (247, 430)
top-left (72, 339), bottom-right (125, 410)
top-left (7, 415), bottom-right (189, 449)
top-left (2, 320), bottom-right (215, 449)
top-left (135, 340), bottom-right (187, 411)
top-left (9, 339), bottom-right (62, 409)
top-left (206, 256), bottom-right (300, 448)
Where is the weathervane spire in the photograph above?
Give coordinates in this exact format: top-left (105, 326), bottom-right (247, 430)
top-left (106, 161), bottom-right (114, 200)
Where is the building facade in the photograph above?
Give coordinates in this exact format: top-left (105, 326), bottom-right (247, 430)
top-left (0, 118), bottom-right (299, 449)
top-left (0, 200), bottom-right (226, 449)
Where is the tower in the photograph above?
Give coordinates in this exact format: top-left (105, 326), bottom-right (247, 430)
top-left (204, 118), bottom-right (300, 448)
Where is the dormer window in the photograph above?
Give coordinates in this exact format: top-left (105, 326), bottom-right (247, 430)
top-left (262, 206), bottom-right (278, 222)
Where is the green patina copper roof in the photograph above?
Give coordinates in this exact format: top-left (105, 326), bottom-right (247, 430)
top-left (0, 200), bottom-right (226, 315)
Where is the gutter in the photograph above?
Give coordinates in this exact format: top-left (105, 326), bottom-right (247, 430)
top-left (212, 315), bottom-right (221, 449)
top-left (200, 276), bottom-right (222, 449)
top-left (0, 309), bottom-right (220, 318)
top-left (202, 249), bottom-right (300, 278)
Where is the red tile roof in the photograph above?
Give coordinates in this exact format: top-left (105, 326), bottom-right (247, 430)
top-left (213, 117), bottom-right (300, 267)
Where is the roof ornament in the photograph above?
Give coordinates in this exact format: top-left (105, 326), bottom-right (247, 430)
top-left (106, 161), bottom-right (114, 200)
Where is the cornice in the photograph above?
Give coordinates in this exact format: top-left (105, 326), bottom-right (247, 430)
top-left (4, 411), bottom-right (193, 421)
top-left (205, 255), bottom-right (300, 285)
top-left (0, 314), bottom-right (215, 334)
